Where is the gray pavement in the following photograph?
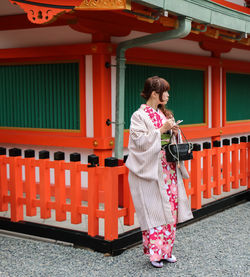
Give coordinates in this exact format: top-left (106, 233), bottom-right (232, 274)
top-left (0, 201), bottom-right (249, 277)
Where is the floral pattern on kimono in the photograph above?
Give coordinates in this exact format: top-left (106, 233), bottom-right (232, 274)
top-left (142, 104), bottom-right (178, 262)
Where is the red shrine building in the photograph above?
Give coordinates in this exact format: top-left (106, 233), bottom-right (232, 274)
top-left (0, 0), bottom-right (249, 250)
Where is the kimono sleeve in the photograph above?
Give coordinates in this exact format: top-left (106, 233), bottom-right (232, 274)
top-left (126, 111), bottom-right (161, 180)
top-left (129, 111), bottom-right (161, 154)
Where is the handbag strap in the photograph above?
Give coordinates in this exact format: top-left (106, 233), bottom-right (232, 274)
top-left (179, 127), bottom-right (189, 143)
top-left (167, 143), bottom-right (180, 165)
top-left (167, 128), bottom-right (193, 167)
top-left (178, 128), bottom-right (193, 152)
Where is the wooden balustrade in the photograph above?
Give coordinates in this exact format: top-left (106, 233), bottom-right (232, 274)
top-left (0, 135), bottom-right (249, 240)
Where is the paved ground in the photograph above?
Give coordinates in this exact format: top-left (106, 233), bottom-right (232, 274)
top-left (0, 201), bottom-right (249, 277)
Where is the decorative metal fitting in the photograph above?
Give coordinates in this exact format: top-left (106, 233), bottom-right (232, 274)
top-left (106, 119), bottom-right (115, 126)
top-left (109, 140), bottom-right (114, 146)
top-left (105, 62), bottom-right (117, 68)
top-left (106, 118), bottom-right (125, 126)
top-left (93, 140), bottom-right (98, 147)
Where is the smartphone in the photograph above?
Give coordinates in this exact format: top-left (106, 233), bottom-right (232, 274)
top-left (175, 120), bottom-right (183, 125)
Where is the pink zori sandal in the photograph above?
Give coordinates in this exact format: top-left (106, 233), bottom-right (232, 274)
top-left (165, 255), bottom-right (177, 263)
top-left (151, 261), bottom-right (163, 268)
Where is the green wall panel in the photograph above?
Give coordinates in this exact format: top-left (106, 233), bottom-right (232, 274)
top-left (226, 72), bottom-right (250, 121)
top-left (0, 62), bottom-right (79, 130)
top-left (125, 64), bottom-right (205, 129)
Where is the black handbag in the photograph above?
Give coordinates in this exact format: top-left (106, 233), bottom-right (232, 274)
top-left (163, 129), bottom-right (193, 163)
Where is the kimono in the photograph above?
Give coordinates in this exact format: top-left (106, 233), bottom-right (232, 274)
top-left (126, 104), bottom-right (193, 262)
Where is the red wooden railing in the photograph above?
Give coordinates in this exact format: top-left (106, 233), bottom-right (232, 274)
top-left (0, 149), bottom-right (134, 241)
top-left (0, 136), bottom-right (249, 241)
top-left (183, 137), bottom-right (250, 209)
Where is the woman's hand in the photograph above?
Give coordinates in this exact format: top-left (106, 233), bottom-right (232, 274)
top-left (172, 124), bottom-right (179, 136)
top-left (160, 119), bottom-right (174, 134)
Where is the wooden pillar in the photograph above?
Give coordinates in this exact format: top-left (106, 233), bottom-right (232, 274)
top-left (211, 51), bottom-right (221, 142)
top-left (199, 41), bottom-right (231, 142)
top-left (92, 35), bottom-right (113, 165)
top-left (211, 64), bottom-right (221, 141)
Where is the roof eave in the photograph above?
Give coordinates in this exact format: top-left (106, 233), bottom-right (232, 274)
top-left (133, 0), bottom-right (250, 34)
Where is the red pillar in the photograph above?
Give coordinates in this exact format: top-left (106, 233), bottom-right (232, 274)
top-left (211, 53), bottom-right (221, 142)
top-left (199, 42), bottom-right (231, 142)
top-left (92, 35), bottom-right (113, 165)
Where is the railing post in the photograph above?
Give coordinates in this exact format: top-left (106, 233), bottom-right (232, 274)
top-left (104, 157), bottom-right (119, 240)
top-left (232, 137), bottom-right (239, 189)
top-left (0, 147), bottom-right (7, 212)
top-left (222, 139), bottom-right (231, 192)
top-left (191, 144), bottom-right (202, 209)
top-left (39, 150), bottom-right (51, 219)
top-left (88, 154), bottom-right (100, 237)
top-left (239, 136), bottom-right (247, 187)
top-left (203, 142), bottom-right (212, 198)
top-left (9, 148), bottom-right (23, 222)
top-left (24, 149), bottom-right (36, 216)
top-left (123, 167), bottom-right (134, 226)
top-left (54, 151), bottom-right (66, 221)
top-left (88, 167), bottom-right (99, 237)
top-left (212, 140), bottom-right (222, 195)
top-left (70, 153), bottom-right (82, 224)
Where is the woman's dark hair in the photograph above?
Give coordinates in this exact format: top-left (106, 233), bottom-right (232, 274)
top-left (141, 76), bottom-right (173, 118)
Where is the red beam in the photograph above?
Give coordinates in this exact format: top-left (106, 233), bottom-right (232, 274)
top-left (0, 13), bottom-right (75, 31)
top-left (0, 43), bottom-right (114, 59)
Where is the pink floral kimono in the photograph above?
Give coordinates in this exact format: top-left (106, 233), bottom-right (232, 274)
top-left (142, 104), bottom-right (178, 262)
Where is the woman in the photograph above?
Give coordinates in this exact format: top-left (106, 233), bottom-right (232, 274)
top-left (125, 76), bottom-right (193, 268)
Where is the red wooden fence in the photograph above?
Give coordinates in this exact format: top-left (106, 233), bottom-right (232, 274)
top-left (0, 136), bottom-right (249, 241)
top-left (184, 137), bottom-right (250, 209)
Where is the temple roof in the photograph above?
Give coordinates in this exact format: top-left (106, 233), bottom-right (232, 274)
top-left (3, 1), bottom-right (250, 34)
top-left (1, 0), bottom-right (250, 48)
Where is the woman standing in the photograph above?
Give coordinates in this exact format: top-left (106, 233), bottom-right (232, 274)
top-left (125, 76), bottom-right (193, 268)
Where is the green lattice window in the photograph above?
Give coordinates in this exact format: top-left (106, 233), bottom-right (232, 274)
top-left (125, 64), bottom-right (205, 129)
top-left (226, 72), bottom-right (250, 122)
top-left (0, 62), bottom-right (80, 130)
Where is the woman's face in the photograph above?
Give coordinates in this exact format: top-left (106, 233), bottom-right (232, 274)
top-left (159, 91), bottom-right (169, 105)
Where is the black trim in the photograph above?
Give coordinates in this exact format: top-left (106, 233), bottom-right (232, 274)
top-left (0, 190), bottom-right (248, 255)
top-left (13, 0), bottom-right (75, 9)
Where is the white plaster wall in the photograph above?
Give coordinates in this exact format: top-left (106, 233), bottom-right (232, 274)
top-left (221, 48), bottom-right (250, 62)
top-left (143, 39), bottom-right (210, 56)
top-left (208, 66), bottom-right (212, 128)
top-left (0, 26), bottom-right (92, 49)
top-left (112, 31), bottom-right (211, 56)
top-left (85, 55), bottom-right (94, 138)
top-left (0, 0), bottom-right (24, 16)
